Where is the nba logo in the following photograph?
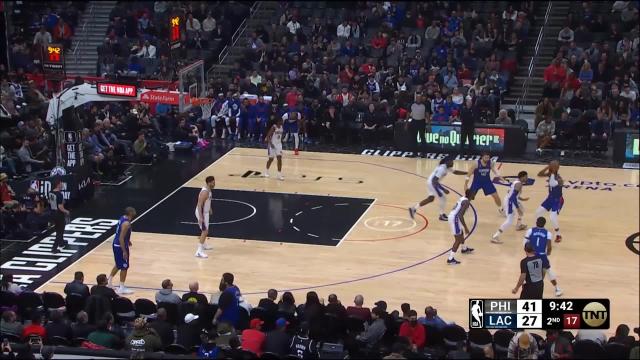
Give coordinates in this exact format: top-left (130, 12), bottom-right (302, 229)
top-left (470, 300), bottom-right (484, 329)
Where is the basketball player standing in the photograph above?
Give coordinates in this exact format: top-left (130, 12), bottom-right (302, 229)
top-left (524, 217), bottom-right (563, 296)
top-left (464, 151), bottom-right (505, 215)
top-left (446, 189), bottom-right (475, 265)
top-left (512, 242), bottom-right (545, 299)
top-left (492, 171), bottom-right (529, 244)
top-left (195, 176), bottom-right (216, 258)
top-left (264, 116), bottom-right (285, 180)
top-left (535, 160), bottom-right (564, 242)
top-left (282, 110), bottom-right (302, 155)
top-left (108, 207), bottom-right (136, 294)
top-left (409, 157), bottom-right (467, 221)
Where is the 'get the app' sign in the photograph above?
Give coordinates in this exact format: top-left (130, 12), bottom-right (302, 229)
top-left (96, 83), bottom-right (138, 97)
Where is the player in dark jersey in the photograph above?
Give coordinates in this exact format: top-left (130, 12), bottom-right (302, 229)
top-left (512, 242), bottom-right (545, 299)
top-left (107, 207), bottom-right (137, 294)
top-left (524, 217), bottom-right (563, 296)
top-left (464, 151), bottom-right (505, 216)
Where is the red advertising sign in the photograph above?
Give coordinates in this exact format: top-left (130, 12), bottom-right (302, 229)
top-left (96, 83), bottom-right (138, 97)
top-left (140, 90), bottom-right (180, 104)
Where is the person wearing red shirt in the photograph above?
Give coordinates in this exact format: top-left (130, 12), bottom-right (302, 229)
top-left (398, 310), bottom-right (426, 351)
top-left (0, 173), bottom-right (18, 207)
top-left (371, 32), bottom-right (388, 49)
top-left (285, 87), bottom-right (300, 108)
top-left (416, 14), bottom-right (426, 29)
top-left (241, 318), bottom-right (266, 356)
top-left (345, 294), bottom-right (371, 322)
top-left (339, 64), bottom-right (355, 85)
top-left (359, 61), bottom-right (376, 76)
top-left (53, 19), bottom-right (73, 50)
top-left (543, 58), bottom-right (567, 98)
top-left (22, 313), bottom-right (47, 341)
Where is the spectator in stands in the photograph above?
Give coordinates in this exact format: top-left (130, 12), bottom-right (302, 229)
top-left (198, 329), bottom-right (220, 359)
top-left (346, 294), bottom-right (371, 321)
top-left (543, 330), bottom-right (573, 359)
top-left (213, 273), bottom-right (241, 327)
top-left (33, 26), bottom-right (52, 50)
top-left (286, 17), bottom-right (301, 36)
top-left (536, 115), bottom-right (556, 153)
top-left (178, 313), bottom-right (203, 349)
top-left (495, 109), bottom-right (512, 125)
top-left (356, 307), bottom-right (386, 350)
top-left (298, 291), bottom-right (325, 333)
top-left (90, 274), bottom-right (117, 301)
top-left (22, 312), bottom-right (46, 340)
top-left (82, 129), bottom-right (105, 174)
top-left (214, 322), bottom-right (236, 349)
top-left (337, 20), bottom-right (351, 40)
top-left (418, 306), bottom-right (447, 329)
top-left (0, 274), bottom-right (22, 295)
top-left (202, 12), bottom-right (216, 40)
top-left (136, 40), bottom-right (156, 59)
top-left (264, 317), bottom-right (291, 357)
top-left (278, 291), bottom-right (298, 315)
top-left (543, 58), bottom-right (567, 98)
top-left (88, 313), bottom-right (122, 349)
top-left (16, 137), bottom-right (45, 173)
top-left (578, 61), bottom-right (593, 83)
top-left (398, 310), bottom-right (425, 351)
top-left (288, 322), bottom-right (318, 359)
top-left (608, 324), bottom-right (636, 347)
top-left (182, 281), bottom-right (208, 306)
top-left (0, 311), bottom-right (23, 337)
top-left (508, 331), bottom-right (538, 359)
top-left (45, 309), bottom-right (73, 343)
top-left (64, 271), bottom-right (90, 298)
top-left (557, 24), bottom-right (574, 46)
top-left (71, 311), bottom-right (95, 339)
top-left (53, 19), bottom-right (73, 50)
top-left (126, 317), bottom-right (162, 353)
top-left (576, 329), bottom-right (607, 346)
top-left (241, 318), bottom-right (266, 356)
top-left (147, 308), bottom-right (173, 348)
top-left (0, 174), bottom-right (18, 208)
top-left (325, 294), bottom-right (347, 320)
top-left (257, 289), bottom-right (278, 314)
top-left (155, 279), bottom-right (181, 304)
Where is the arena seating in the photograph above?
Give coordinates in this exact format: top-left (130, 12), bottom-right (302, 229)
top-left (1, 276), bottom-right (638, 359)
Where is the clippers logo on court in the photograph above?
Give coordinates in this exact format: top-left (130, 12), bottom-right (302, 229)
top-left (581, 302), bottom-right (608, 328)
top-left (0, 218), bottom-right (119, 290)
top-left (229, 170), bottom-right (364, 184)
top-left (469, 300), bottom-right (484, 329)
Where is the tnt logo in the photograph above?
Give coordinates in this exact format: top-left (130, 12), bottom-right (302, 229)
top-left (582, 302), bottom-right (608, 328)
top-left (469, 300), bottom-right (484, 328)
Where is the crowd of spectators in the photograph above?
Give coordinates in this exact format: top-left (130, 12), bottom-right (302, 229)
top-left (1, 271), bottom-right (639, 359)
top-left (97, 1), bottom-right (250, 80)
top-left (538, 1), bottom-right (639, 154)
top-left (199, 1), bottom-right (534, 148)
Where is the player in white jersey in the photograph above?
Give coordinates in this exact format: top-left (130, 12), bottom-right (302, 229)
top-left (446, 189), bottom-right (474, 265)
top-left (264, 116), bottom-right (284, 180)
top-left (492, 171), bottom-right (529, 244)
top-left (195, 176), bottom-right (216, 258)
top-left (409, 156), bottom-right (467, 221)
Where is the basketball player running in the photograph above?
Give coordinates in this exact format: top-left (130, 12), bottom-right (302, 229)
top-left (282, 110), bottom-right (302, 155)
top-left (409, 157), bottom-right (467, 221)
top-left (491, 171), bottom-right (529, 244)
top-left (446, 189), bottom-right (474, 265)
top-left (195, 176), bottom-right (216, 258)
top-left (107, 207), bottom-right (137, 295)
top-left (264, 116), bottom-right (285, 180)
top-left (535, 160), bottom-right (564, 243)
top-left (524, 217), bottom-right (563, 296)
top-left (464, 151), bottom-right (505, 216)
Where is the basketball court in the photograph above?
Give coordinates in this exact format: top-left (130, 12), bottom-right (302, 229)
top-left (37, 147), bottom-right (639, 332)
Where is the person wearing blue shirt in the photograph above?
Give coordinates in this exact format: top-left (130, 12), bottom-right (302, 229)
top-left (418, 306), bottom-right (448, 330)
top-left (213, 273), bottom-right (242, 328)
top-left (248, 96), bottom-right (270, 141)
top-left (226, 94), bottom-right (242, 139)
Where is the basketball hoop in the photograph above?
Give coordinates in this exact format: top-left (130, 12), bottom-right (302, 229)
top-left (190, 97), bottom-right (213, 106)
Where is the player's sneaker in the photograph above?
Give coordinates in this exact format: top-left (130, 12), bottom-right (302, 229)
top-left (202, 243), bottom-right (213, 250)
top-left (263, 172), bottom-right (270, 178)
top-left (516, 224), bottom-right (528, 231)
top-left (117, 286), bottom-right (134, 295)
top-left (294, 148), bottom-right (299, 155)
top-left (408, 207), bottom-right (416, 220)
top-left (447, 258), bottom-right (461, 265)
top-left (554, 235), bottom-right (562, 243)
top-left (438, 214), bottom-right (448, 221)
top-left (491, 235), bottom-right (503, 244)
top-left (461, 247), bottom-right (474, 254)
top-left (195, 251), bottom-right (208, 258)
top-left (278, 174), bottom-right (285, 181)
top-left (554, 287), bottom-right (563, 297)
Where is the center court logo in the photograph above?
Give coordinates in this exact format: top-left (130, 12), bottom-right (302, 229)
top-left (582, 302), bottom-right (608, 327)
top-left (469, 300), bottom-right (484, 328)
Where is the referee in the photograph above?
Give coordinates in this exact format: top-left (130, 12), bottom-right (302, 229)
top-left (512, 242), bottom-right (545, 299)
top-left (48, 178), bottom-right (70, 252)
